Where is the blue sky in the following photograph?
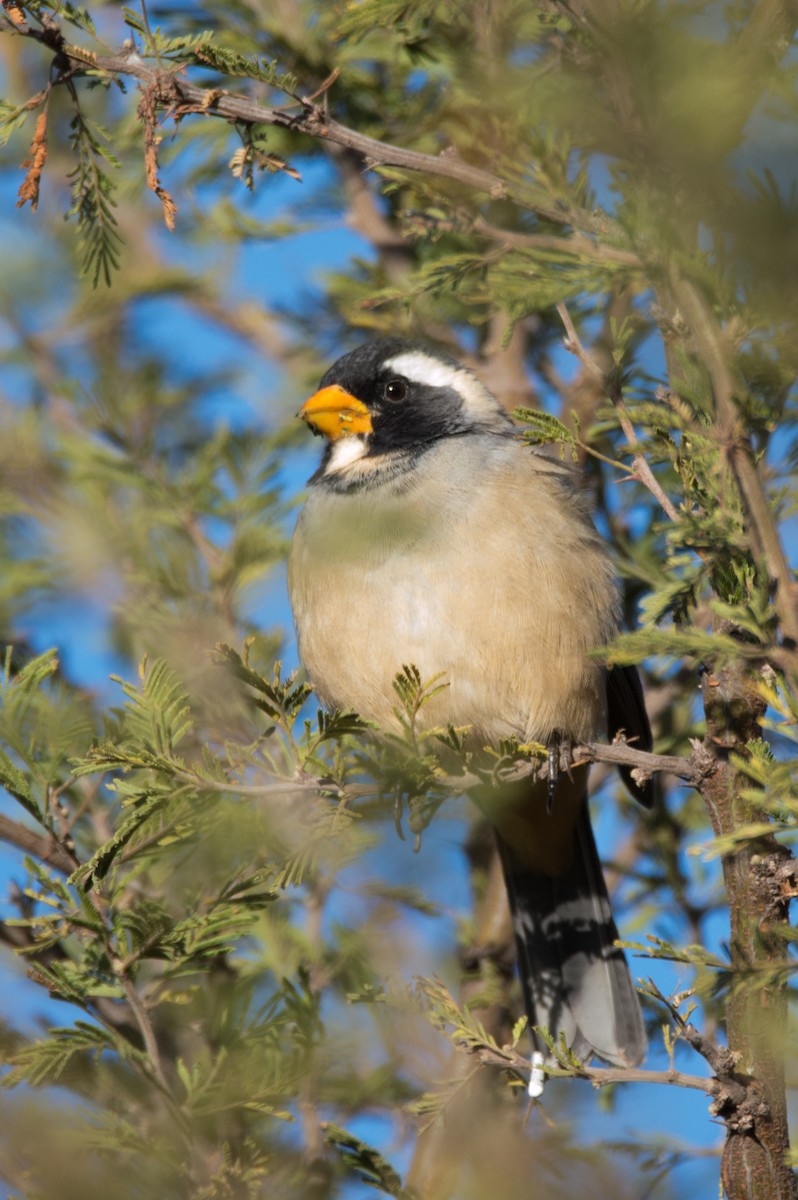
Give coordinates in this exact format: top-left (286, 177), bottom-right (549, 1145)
top-left (2, 23), bottom-right (784, 1196)
top-left (0, 183), bottom-right (722, 1200)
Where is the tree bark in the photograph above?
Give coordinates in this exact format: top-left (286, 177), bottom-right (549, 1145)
top-left (701, 653), bottom-right (797, 1200)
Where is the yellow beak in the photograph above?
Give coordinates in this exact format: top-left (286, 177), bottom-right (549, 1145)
top-left (298, 385), bottom-right (373, 441)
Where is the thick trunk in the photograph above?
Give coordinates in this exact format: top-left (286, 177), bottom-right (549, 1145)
top-left (701, 658), bottom-right (796, 1200)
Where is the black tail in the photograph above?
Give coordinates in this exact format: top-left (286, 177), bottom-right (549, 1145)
top-left (497, 802), bottom-right (646, 1067)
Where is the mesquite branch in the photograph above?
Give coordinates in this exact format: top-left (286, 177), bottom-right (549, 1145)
top-left (2, 10), bottom-right (633, 255)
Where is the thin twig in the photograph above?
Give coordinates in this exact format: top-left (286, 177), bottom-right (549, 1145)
top-left (117, 972), bottom-right (171, 1092)
top-left (462, 1037), bottom-right (718, 1094)
top-left (473, 217), bottom-right (642, 268)
top-left (302, 66), bottom-right (340, 104)
top-left (556, 301), bottom-right (680, 522)
top-left (556, 1062), bottom-right (717, 1094)
top-left (446, 739), bottom-right (709, 794)
top-left (670, 276), bottom-right (798, 657)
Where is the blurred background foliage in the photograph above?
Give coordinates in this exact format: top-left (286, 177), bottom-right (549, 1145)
top-left (0, 1), bottom-right (797, 1197)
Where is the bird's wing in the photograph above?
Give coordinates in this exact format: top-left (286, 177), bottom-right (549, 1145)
top-left (606, 663), bottom-right (654, 807)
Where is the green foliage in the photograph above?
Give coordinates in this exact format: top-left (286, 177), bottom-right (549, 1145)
top-left (515, 407), bottom-right (581, 462)
top-left (0, 644), bottom-right (427, 1195)
top-left (189, 41), bottom-right (298, 95)
top-left (322, 1122), bottom-right (415, 1199)
top-left (66, 107), bottom-right (122, 287)
top-left (8, 0), bottom-right (96, 34)
top-left (1, 1), bottom-right (798, 1197)
top-left (0, 95), bottom-right (43, 148)
top-left (3, 1020), bottom-right (123, 1087)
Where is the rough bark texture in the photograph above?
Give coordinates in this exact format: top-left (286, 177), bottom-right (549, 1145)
top-left (701, 652), bottom-right (797, 1200)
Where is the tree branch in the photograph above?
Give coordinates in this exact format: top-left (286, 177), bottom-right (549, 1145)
top-left (461, 1034), bottom-right (718, 1094)
top-left (0, 811), bottom-right (78, 874)
top-left (4, 17), bottom-right (632, 246)
top-left (573, 738), bottom-right (714, 786)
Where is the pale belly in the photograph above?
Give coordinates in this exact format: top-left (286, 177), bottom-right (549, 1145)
top-left (288, 469), bottom-right (611, 746)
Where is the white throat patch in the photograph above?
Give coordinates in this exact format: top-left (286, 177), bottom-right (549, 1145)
top-left (325, 435), bottom-right (369, 475)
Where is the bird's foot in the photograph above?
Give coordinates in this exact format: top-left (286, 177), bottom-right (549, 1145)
top-left (546, 732), bottom-right (574, 813)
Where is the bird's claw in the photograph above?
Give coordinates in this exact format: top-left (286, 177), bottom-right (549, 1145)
top-left (546, 733), bottom-right (574, 813)
top-left (547, 741), bottom-right (558, 814)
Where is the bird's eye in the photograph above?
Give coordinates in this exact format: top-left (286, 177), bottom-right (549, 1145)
top-left (383, 378), bottom-right (408, 402)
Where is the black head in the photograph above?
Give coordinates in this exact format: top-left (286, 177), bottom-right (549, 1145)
top-left (300, 339), bottom-right (512, 476)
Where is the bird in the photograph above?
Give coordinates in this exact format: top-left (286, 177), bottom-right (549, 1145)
top-left (288, 337), bottom-right (651, 1068)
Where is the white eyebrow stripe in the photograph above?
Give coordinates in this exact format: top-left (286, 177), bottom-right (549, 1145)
top-left (383, 351), bottom-right (465, 391)
top-left (384, 349), bottom-right (503, 421)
